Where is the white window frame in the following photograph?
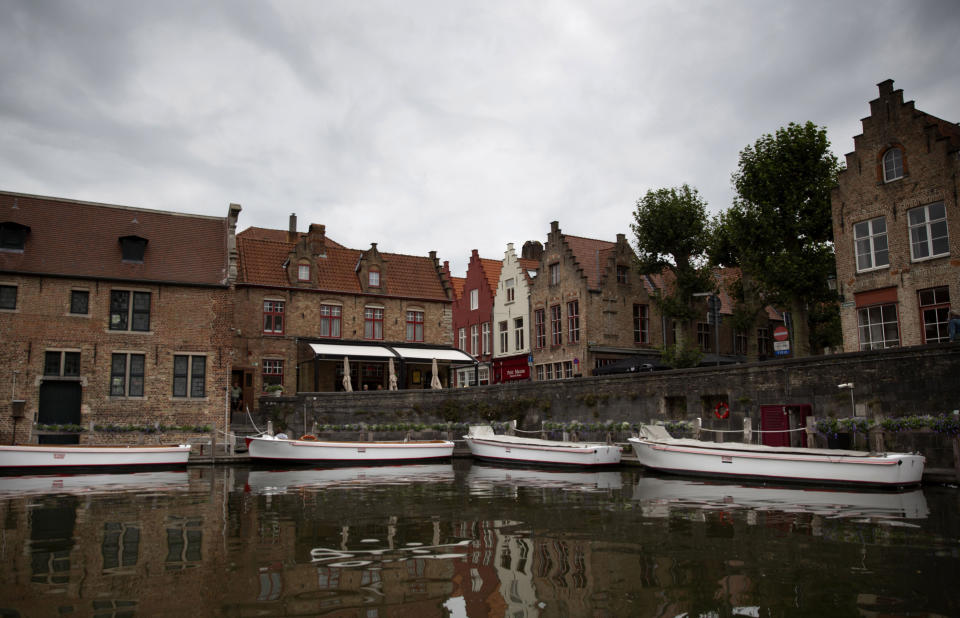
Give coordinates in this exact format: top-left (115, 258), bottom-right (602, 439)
top-left (470, 324), bottom-right (478, 355)
top-left (499, 321), bottom-right (509, 354)
top-left (854, 217), bottom-right (889, 272)
top-left (481, 322), bottom-right (491, 355)
top-left (514, 317), bottom-right (524, 351)
top-left (882, 148), bottom-right (903, 183)
top-left (857, 304), bottom-right (900, 350)
top-left (505, 278), bottom-right (515, 303)
top-left (298, 262), bottom-right (310, 281)
top-left (908, 202), bottom-right (949, 262)
top-left (458, 327), bottom-right (466, 351)
top-left (469, 289), bottom-right (478, 311)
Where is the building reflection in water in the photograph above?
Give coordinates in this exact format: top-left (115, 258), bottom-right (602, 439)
top-left (0, 465), bottom-right (951, 617)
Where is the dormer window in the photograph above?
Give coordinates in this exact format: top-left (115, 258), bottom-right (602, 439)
top-left (0, 222), bottom-right (30, 251)
top-left (297, 261), bottom-right (311, 282)
top-left (119, 235), bottom-right (148, 262)
top-left (882, 147), bottom-right (903, 182)
top-left (369, 268), bottom-right (380, 288)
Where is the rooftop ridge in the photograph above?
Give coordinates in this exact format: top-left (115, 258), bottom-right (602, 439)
top-left (0, 189), bottom-right (226, 221)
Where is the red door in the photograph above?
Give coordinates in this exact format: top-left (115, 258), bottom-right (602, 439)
top-left (760, 404), bottom-right (811, 447)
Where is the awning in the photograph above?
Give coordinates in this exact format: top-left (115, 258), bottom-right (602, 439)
top-left (391, 346), bottom-right (476, 363)
top-left (306, 343), bottom-right (395, 360)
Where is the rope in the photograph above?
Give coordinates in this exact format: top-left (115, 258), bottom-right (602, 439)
top-left (245, 406), bottom-right (265, 435)
top-left (699, 426), bottom-right (807, 435)
top-left (514, 428), bottom-right (545, 434)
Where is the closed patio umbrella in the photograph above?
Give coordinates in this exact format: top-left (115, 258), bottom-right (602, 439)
top-left (342, 357), bottom-right (352, 392)
top-left (430, 358), bottom-right (442, 390)
top-left (388, 357), bottom-right (398, 391)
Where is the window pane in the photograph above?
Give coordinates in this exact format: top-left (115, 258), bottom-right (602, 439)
top-left (129, 355), bottom-right (145, 397)
top-left (44, 352), bottom-right (61, 376)
top-left (110, 291), bottom-right (129, 330)
top-left (191, 357), bottom-right (205, 398)
top-left (110, 354), bottom-right (126, 396)
top-left (70, 290), bottom-right (89, 315)
top-left (63, 352), bottom-right (80, 376)
top-left (132, 292), bottom-right (150, 331)
top-left (173, 356), bottom-right (188, 397)
top-left (930, 221), bottom-right (949, 256)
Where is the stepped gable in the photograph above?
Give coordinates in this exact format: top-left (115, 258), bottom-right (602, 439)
top-left (449, 276), bottom-right (466, 300)
top-left (0, 190), bottom-right (229, 286)
top-left (237, 225), bottom-right (448, 300)
top-left (562, 233), bottom-right (616, 291)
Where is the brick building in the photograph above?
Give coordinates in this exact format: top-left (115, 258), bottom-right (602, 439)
top-left (528, 221), bottom-right (662, 378)
top-left (832, 79), bottom-right (960, 351)
top-left (0, 191), bottom-right (238, 445)
top-left (234, 216), bottom-right (469, 401)
top-left (450, 249), bottom-right (501, 386)
top-left (490, 242), bottom-right (541, 383)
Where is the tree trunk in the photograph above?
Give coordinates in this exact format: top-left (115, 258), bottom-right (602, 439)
top-left (790, 298), bottom-right (811, 358)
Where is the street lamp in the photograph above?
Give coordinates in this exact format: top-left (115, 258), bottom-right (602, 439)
top-left (838, 382), bottom-right (855, 417)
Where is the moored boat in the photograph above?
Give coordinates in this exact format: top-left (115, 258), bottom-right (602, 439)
top-left (463, 425), bottom-right (622, 467)
top-left (0, 443), bottom-right (192, 471)
top-left (628, 425), bottom-right (925, 488)
top-left (244, 434), bottom-right (455, 463)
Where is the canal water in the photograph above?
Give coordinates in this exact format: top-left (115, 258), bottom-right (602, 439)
top-left (0, 460), bottom-right (957, 617)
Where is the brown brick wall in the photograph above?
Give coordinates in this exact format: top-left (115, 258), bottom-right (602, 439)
top-left (0, 274), bottom-right (233, 443)
top-left (233, 285), bottom-right (453, 394)
top-left (832, 80), bottom-right (960, 351)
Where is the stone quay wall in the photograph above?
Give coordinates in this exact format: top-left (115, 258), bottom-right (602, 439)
top-left (258, 344), bottom-right (960, 469)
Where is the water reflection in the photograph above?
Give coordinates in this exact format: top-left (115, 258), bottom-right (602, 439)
top-left (0, 464), bottom-right (955, 617)
top-left (633, 474), bottom-right (930, 521)
top-left (0, 470), bottom-right (189, 497)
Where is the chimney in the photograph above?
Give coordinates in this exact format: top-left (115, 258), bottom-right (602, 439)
top-left (521, 240), bottom-right (543, 261)
top-left (308, 223), bottom-right (326, 257)
top-left (287, 213), bottom-right (297, 243)
top-left (616, 233), bottom-right (626, 244)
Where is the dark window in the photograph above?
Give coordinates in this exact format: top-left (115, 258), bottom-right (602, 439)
top-left (918, 286), bottom-right (950, 343)
top-left (0, 285), bottom-right (16, 310)
top-left (0, 222), bottom-right (29, 250)
top-left (119, 236), bottom-right (148, 262)
top-left (102, 523), bottom-right (140, 571)
top-left (111, 353), bottom-right (145, 397)
top-left (173, 355), bottom-right (206, 398)
top-left (110, 291), bottom-right (150, 332)
top-left (70, 290), bottom-right (89, 315)
top-left (633, 304), bottom-right (649, 343)
top-left (44, 351), bottom-right (79, 376)
top-left (534, 309), bottom-right (546, 349)
top-left (550, 305), bottom-right (562, 346)
top-left (616, 265), bottom-right (628, 283)
top-left (567, 300), bottom-right (580, 343)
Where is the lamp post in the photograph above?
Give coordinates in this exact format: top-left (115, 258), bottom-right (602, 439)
top-left (838, 382), bottom-right (855, 417)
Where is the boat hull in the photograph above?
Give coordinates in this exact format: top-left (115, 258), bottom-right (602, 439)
top-left (246, 436), bottom-right (455, 463)
top-left (0, 444), bottom-right (192, 471)
top-left (628, 437), bottom-right (925, 487)
top-left (464, 436), bottom-right (622, 467)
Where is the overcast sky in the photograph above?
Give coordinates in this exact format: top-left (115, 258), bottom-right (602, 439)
top-left (3, 1), bottom-right (959, 275)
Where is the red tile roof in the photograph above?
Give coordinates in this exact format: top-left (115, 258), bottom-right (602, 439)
top-left (562, 234), bottom-right (616, 290)
top-left (518, 258), bottom-right (540, 284)
top-left (0, 191), bottom-right (230, 286)
top-left (237, 232), bottom-right (449, 301)
top-left (238, 226), bottom-right (346, 249)
top-left (479, 258), bottom-right (503, 296)
top-left (450, 276), bottom-right (466, 300)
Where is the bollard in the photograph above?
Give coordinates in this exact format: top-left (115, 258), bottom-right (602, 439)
top-left (693, 417), bottom-right (702, 441)
top-left (806, 416), bottom-right (816, 448)
top-left (743, 417), bottom-right (752, 444)
top-left (267, 420), bottom-right (274, 437)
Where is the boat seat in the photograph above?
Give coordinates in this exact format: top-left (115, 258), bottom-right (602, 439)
top-left (640, 425), bottom-right (674, 441)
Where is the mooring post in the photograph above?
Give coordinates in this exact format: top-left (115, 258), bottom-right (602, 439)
top-left (267, 420), bottom-right (274, 437)
top-left (693, 417), bottom-right (702, 440)
top-left (743, 417), bottom-right (752, 444)
top-left (806, 416), bottom-right (816, 448)
top-left (952, 435), bottom-right (960, 483)
top-left (869, 424), bottom-right (885, 454)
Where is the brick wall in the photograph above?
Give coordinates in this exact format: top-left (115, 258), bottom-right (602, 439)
top-left (832, 79), bottom-right (960, 351)
top-left (0, 275), bottom-right (233, 443)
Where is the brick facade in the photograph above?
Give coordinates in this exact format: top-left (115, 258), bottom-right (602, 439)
top-left (832, 79), bottom-right (960, 352)
top-left (528, 221), bottom-right (661, 378)
top-left (450, 249), bottom-right (501, 385)
top-left (0, 191), bottom-right (238, 445)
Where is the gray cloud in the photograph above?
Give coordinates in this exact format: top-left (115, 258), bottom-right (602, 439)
top-left (2, 0), bottom-right (958, 274)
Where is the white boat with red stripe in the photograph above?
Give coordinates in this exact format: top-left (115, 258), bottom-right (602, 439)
top-left (628, 425), bottom-right (924, 488)
top-left (245, 434), bottom-right (455, 463)
top-left (463, 425), bottom-right (622, 467)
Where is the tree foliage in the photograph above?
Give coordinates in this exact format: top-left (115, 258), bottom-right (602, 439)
top-left (631, 184), bottom-right (714, 325)
top-left (714, 121), bottom-right (841, 356)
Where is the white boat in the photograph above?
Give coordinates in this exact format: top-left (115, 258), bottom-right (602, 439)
top-left (0, 443), bottom-right (192, 471)
top-left (632, 475), bottom-right (929, 520)
top-left (244, 434), bottom-right (455, 463)
top-left (462, 425), bottom-right (622, 467)
top-left (245, 464), bottom-right (454, 495)
top-left (628, 425), bottom-right (925, 488)
top-left (0, 471), bottom-right (190, 498)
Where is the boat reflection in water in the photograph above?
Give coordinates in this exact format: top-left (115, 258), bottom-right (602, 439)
top-left (632, 473), bottom-right (929, 522)
top-left (467, 463), bottom-right (623, 494)
top-left (0, 470), bottom-right (190, 497)
top-left (244, 463), bottom-right (455, 495)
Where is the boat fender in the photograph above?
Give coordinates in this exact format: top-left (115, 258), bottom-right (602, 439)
top-left (714, 402), bottom-right (730, 420)
top-left (299, 434), bottom-right (318, 441)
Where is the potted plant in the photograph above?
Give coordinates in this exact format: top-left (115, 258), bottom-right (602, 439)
top-left (264, 384), bottom-right (284, 397)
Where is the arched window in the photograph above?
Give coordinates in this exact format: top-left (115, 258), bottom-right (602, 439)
top-left (882, 148), bottom-right (903, 182)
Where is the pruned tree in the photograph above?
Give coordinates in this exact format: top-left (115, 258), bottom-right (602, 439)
top-left (631, 184), bottom-right (714, 360)
top-left (717, 121), bottom-right (841, 357)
